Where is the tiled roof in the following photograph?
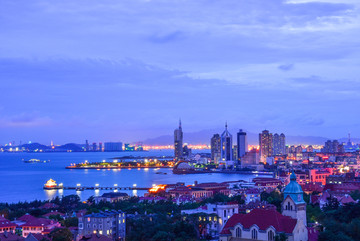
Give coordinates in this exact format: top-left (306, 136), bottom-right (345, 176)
top-left (0, 218), bottom-right (16, 228)
top-left (220, 209), bottom-right (297, 235)
top-left (0, 232), bottom-right (24, 241)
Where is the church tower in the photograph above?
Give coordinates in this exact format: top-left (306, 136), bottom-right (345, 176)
top-left (281, 172), bottom-right (307, 227)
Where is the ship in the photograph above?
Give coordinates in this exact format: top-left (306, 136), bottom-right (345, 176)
top-left (24, 159), bottom-right (50, 163)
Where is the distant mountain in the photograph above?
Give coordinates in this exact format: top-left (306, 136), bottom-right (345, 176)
top-left (143, 129), bottom-right (357, 146)
top-left (20, 143), bottom-right (49, 151)
top-left (57, 143), bottom-right (83, 152)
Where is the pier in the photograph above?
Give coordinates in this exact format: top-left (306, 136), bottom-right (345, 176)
top-left (44, 186), bottom-right (150, 191)
top-left (43, 179), bottom-right (150, 191)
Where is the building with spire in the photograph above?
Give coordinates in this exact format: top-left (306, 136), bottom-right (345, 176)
top-left (282, 172), bottom-right (307, 228)
top-left (174, 119), bottom-right (183, 161)
top-left (219, 172), bottom-right (308, 241)
top-left (220, 123), bottom-right (234, 168)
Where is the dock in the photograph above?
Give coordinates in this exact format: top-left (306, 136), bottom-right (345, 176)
top-left (44, 186), bottom-right (150, 191)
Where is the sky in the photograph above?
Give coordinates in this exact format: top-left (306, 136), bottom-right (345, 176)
top-left (0, 0), bottom-right (359, 145)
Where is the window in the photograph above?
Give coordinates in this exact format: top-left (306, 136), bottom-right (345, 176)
top-left (224, 210), bottom-right (226, 217)
top-left (268, 230), bottom-right (274, 241)
top-left (79, 223), bottom-right (83, 229)
top-left (251, 229), bottom-right (258, 240)
top-left (236, 227), bottom-right (241, 238)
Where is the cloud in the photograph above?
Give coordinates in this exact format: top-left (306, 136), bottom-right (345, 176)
top-left (278, 64), bottom-right (295, 71)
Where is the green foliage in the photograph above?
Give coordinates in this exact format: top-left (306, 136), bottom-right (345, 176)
top-left (50, 228), bottom-right (73, 241)
top-left (350, 190), bottom-right (360, 201)
top-left (275, 233), bottom-right (287, 241)
top-left (62, 217), bottom-right (78, 227)
top-left (261, 190), bottom-right (283, 212)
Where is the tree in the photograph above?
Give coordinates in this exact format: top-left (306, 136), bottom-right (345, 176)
top-left (50, 228), bottom-right (73, 241)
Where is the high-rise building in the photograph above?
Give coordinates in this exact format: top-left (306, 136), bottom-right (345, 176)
top-left (99, 142), bottom-right (103, 152)
top-left (221, 123), bottom-right (233, 163)
top-left (92, 142), bottom-right (97, 151)
top-left (237, 129), bottom-right (248, 159)
top-left (306, 145), bottom-right (313, 153)
top-left (211, 134), bottom-right (221, 163)
top-left (280, 133), bottom-right (286, 155)
top-left (323, 140), bottom-right (343, 153)
top-left (259, 130), bottom-right (273, 161)
top-left (174, 119), bottom-right (183, 161)
top-left (85, 140), bottom-right (89, 151)
top-left (104, 142), bottom-right (123, 151)
top-left (273, 133), bottom-right (286, 155)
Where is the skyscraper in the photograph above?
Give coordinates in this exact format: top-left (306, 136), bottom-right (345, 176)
top-left (237, 129), bottom-right (248, 159)
top-left (211, 134), bottom-right (221, 163)
top-left (273, 133), bottom-right (285, 155)
top-left (280, 133), bottom-right (286, 155)
top-left (174, 119), bottom-right (183, 161)
top-left (221, 123), bottom-right (233, 163)
top-left (259, 130), bottom-right (273, 161)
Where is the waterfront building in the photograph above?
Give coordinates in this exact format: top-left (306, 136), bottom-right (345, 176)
top-left (236, 129), bottom-right (248, 159)
top-left (85, 140), bottom-right (90, 151)
top-left (92, 142), bottom-right (97, 151)
top-left (174, 119), bottom-right (183, 161)
top-left (211, 134), bottom-right (221, 163)
top-left (259, 130), bottom-right (273, 162)
top-left (124, 143), bottom-right (135, 151)
top-left (232, 145), bottom-right (238, 161)
top-left (220, 172), bottom-right (308, 241)
top-left (104, 142), bottom-right (123, 152)
top-left (99, 142), bottom-right (103, 152)
top-left (78, 210), bottom-right (126, 240)
top-left (220, 123), bottom-right (233, 167)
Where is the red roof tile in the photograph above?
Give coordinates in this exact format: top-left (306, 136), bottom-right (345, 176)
top-left (220, 209), bottom-right (297, 235)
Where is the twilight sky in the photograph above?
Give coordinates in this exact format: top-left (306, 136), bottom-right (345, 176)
top-left (0, 0), bottom-right (360, 145)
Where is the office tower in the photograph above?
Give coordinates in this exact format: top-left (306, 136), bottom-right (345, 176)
top-left (104, 142), bottom-right (123, 151)
top-left (295, 145), bottom-right (303, 153)
top-left (99, 142), bottom-right (103, 152)
top-left (92, 142), bottom-right (97, 151)
top-left (233, 145), bottom-right (238, 161)
top-left (85, 140), bottom-right (89, 151)
top-left (211, 134), bottom-right (221, 163)
top-left (221, 123), bottom-right (233, 162)
top-left (259, 130), bottom-right (273, 161)
top-left (174, 119), bottom-right (183, 161)
top-left (237, 129), bottom-right (248, 159)
top-left (323, 140), bottom-right (342, 153)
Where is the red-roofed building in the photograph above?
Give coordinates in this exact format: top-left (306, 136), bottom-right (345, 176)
top-left (0, 232), bottom-right (24, 241)
top-left (14, 214), bottom-right (61, 237)
top-left (220, 173), bottom-right (308, 241)
top-left (0, 217), bottom-right (16, 234)
top-left (219, 209), bottom-right (307, 241)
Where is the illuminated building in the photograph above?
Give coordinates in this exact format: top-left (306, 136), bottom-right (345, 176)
top-left (273, 133), bottom-right (285, 156)
top-left (99, 142), bottom-right (103, 152)
top-left (237, 129), bottom-right (248, 159)
top-left (306, 145), bottom-right (314, 152)
top-left (323, 140), bottom-right (344, 153)
top-left (92, 142), bottom-right (97, 151)
top-left (174, 119), bottom-right (183, 161)
top-left (220, 123), bottom-right (233, 166)
top-left (124, 143), bottom-right (135, 151)
top-left (259, 130), bottom-right (273, 162)
top-left (211, 134), bottom-right (221, 163)
top-left (78, 210), bottom-right (126, 240)
top-left (44, 179), bottom-right (57, 188)
top-left (85, 140), bottom-right (89, 151)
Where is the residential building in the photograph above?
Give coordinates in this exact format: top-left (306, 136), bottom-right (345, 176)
top-left (259, 130), bottom-right (273, 162)
top-left (181, 203), bottom-right (239, 236)
top-left (0, 217), bottom-right (16, 234)
top-left (78, 210), bottom-right (126, 241)
top-left (14, 214), bottom-right (60, 237)
top-left (211, 134), bottom-right (221, 163)
top-left (94, 193), bottom-right (129, 204)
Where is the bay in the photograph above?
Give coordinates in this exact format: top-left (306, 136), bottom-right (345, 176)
top-left (0, 150), bottom-right (262, 203)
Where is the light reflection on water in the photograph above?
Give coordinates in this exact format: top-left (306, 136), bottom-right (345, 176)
top-left (0, 150), bottom-right (266, 203)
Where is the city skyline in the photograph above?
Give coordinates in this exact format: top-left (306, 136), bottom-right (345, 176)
top-left (1, 0), bottom-right (360, 144)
